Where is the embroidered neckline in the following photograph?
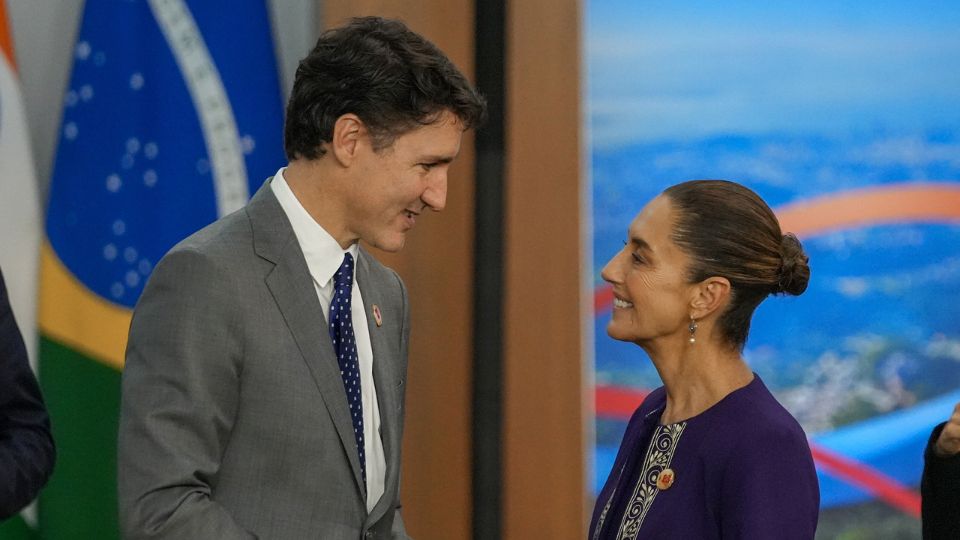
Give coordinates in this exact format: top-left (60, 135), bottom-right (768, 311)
top-left (614, 421), bottom-right (687, 539)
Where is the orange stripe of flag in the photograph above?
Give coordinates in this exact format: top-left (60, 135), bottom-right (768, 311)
top-left (0, 0), bottom-right (16, 70)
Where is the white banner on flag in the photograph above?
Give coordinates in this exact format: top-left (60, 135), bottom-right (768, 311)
top-left (0, 40), bottom-right (42, 370)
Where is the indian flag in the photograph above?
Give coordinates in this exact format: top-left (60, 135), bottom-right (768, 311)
top-left (36, 0), bottom-right (285, 537)
top-left (0, 2), bottom-right (41, 366)
top-left (0, 0), bottom-right (42, 535)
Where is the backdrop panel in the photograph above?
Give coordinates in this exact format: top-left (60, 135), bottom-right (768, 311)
top-left (587, 2), bottom-right (960, 538)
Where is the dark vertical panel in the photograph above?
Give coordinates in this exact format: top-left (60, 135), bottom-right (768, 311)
top-left (472, 0), bottom-right (506, 537)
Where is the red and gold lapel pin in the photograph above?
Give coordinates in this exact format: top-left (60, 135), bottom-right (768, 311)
top-left (656, 468), bottom-right (675, 490)
top-left (372, 304), bottom-right (382, 327)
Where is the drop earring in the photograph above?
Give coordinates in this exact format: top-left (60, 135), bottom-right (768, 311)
top-left (688, 317), bottom-right (698, 344)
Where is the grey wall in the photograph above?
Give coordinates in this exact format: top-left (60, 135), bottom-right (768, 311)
top-left (7, 0), bottom-right (318, 202)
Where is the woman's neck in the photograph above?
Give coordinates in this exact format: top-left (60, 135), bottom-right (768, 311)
top-left (644, 339), bottom-right (754, 425)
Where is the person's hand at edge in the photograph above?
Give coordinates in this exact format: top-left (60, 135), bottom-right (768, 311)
top-left (934, 402), bottom-right (960, 457)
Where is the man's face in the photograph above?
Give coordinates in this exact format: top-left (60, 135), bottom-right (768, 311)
top-left (345, 110), bottom-right (464, 252)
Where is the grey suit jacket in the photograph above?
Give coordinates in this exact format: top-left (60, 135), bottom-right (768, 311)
top-left (118, 182), bottom-right (412, 539)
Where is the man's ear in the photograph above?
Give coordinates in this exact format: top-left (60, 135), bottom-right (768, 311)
top-left (329, 113), bottom-right (366, 166)
top-left (689, 276), bottom-right (731, 320)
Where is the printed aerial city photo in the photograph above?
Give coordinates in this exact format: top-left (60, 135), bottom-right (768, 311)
top-left (587, 2), bottom-right (960, 538)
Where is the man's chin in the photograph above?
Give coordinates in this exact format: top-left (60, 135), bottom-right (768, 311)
top-left (369, 234), bottom-right (407, 253)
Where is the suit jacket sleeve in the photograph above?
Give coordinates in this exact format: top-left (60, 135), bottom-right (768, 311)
top-left (922, 422), bottom-right (960, 540)
top-left (0, 268), bottom-right (56, 520)
top-left (118, 249), bottom-right (254, 539)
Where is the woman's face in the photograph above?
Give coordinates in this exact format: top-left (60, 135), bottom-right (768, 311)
top-left (601, 195), bottom-right (695, 345)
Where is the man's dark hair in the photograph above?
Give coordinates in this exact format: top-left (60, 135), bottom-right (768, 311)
top-left (284, 16), bottom-right (486, 160)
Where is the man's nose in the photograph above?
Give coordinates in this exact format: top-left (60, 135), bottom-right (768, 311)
top-left (422, 171), bottom-right (448, 211)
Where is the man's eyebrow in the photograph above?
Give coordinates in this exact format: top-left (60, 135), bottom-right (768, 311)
top-left (420, 155), bottom-right (456, 164)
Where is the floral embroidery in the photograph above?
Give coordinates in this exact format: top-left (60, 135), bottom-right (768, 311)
top-left (616, 422), bottom-right (686, 539)
top-left (592, 489), bottom-right (615, 540)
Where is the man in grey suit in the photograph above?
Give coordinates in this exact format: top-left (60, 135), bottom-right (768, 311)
top-left (118, 17), bottom-right (485, 539)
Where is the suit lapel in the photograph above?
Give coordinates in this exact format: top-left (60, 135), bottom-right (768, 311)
top-left (356, 249), bottom-right (401, 524)
top-left (248, 181), bottom-right (367, 499)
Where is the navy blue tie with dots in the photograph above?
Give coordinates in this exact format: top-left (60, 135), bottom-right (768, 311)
top-left (329, 253), bottom-right (366, 485)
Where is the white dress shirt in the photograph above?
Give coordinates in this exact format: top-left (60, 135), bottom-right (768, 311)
top-left (271, 169), bottom-right (385, 512)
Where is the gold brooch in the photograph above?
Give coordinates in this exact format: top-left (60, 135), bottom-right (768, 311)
top-left (656, 468), bottom-right (675, 490)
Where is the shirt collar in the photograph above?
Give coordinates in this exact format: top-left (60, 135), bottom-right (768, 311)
top-left (271, 167), bottom-right (358, 288)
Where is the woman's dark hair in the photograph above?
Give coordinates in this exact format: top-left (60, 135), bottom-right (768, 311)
top-left (284, 16), bottom-right (487, 160)
top-left (663, 180), bottom-right (810, 350)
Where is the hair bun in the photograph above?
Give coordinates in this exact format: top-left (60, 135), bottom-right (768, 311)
top-left (777, 233), bottom-right (810, 296)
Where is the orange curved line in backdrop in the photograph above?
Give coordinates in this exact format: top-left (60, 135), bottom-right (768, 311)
top-left (595, 182), bottom-right (960, 313)
top-left (777, 182), bottom-right (960, 237)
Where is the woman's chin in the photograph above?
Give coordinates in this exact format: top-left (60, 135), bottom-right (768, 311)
top-left (605, 323), bottom-right (635, 343)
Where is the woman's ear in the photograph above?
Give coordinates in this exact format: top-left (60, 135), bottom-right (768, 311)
top-left (689, 276), bottom-right (731, 320)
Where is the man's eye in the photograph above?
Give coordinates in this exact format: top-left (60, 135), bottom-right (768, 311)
top-left (632, 253), bottom-right (645, 264)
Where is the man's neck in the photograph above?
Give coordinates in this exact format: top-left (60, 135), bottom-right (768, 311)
top-left (283, 159), bottom-right (356, 249)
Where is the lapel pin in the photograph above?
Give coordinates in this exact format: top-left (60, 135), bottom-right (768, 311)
top-left (656, 468), bottom-right (675, 490)
top-left (372, 304), bottom-right (382, 327)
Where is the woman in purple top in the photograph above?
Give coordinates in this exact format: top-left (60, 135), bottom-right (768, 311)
top-left (590, 180), bottom-right (819, 539)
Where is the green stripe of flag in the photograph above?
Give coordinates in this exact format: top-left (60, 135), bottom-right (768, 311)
top-left (0, 514), bottom-right (40, 540)
top-left (38, 336), bottom-right (120, 540)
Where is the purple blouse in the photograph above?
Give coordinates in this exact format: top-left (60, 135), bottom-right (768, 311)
top-left (590, 375), bottom-right (819, 539)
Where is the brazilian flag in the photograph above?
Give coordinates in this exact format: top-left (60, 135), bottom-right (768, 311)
top-left (32, 1), bottom-right (284, 537)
